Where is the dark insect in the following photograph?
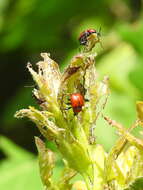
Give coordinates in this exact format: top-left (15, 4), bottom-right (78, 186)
top-left (79, 29), bottom-right (97, 45)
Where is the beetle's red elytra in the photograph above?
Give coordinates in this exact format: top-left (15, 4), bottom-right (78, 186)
top-left (70, 93), bottom-right (84, 114)
top-left (78, 29), bottom-right (97, 45)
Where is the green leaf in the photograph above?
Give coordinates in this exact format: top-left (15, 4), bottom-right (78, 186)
top-left (124, 177), bottom-right (143, 190)
top-left (0, 136), bottom-right (42, 190)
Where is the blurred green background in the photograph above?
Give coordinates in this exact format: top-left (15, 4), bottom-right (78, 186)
top-left (0, 0), bottom-right (143, 189)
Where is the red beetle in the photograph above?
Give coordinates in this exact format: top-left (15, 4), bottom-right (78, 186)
top-left (70, 93), bottom-right (84, 114)
top-left (78, 29), bottom-right (97, 45)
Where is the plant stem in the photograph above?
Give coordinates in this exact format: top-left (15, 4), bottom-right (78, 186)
top-left (82, 173), bottom-right (93, 190)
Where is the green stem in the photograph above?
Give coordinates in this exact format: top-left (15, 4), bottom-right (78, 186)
top-left (82, 173), bottom-right (93, 190)
top-left (82, 160), bottom-right (104, 190)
